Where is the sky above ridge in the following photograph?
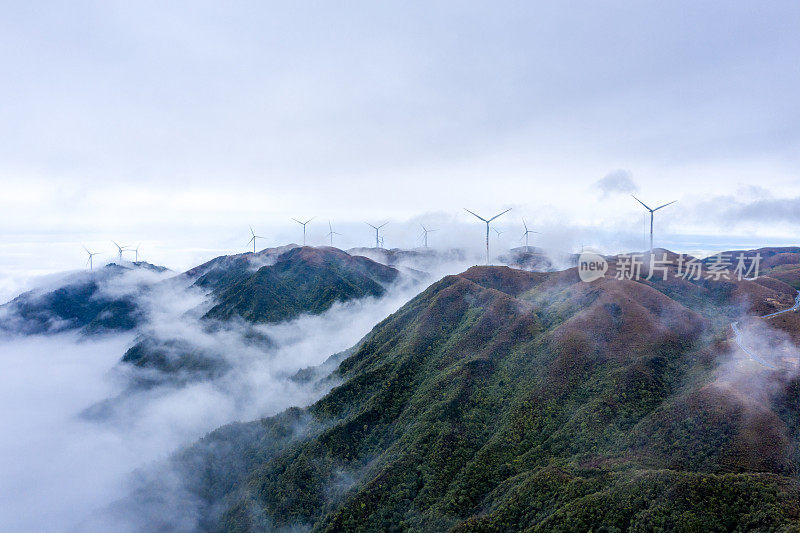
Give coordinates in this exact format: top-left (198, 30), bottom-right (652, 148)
top-left (1, 1), bottom-right (799, 290)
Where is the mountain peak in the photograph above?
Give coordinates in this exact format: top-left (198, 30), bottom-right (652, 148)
top-left (202, 245), bottom-right (400, 324)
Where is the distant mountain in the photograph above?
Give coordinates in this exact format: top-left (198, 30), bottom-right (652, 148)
top-left (120, 335), bottom-right (232, 381)
top-left (183, 244), bottom-right (300, 294)
top-left (0, 262), bottom-right (169, 335)
top-left (147, 253), bottom-right (800, 531)
top-left (203, 246), bottom-right (400, 324)
top-left (0, 246), bottom-right (404, 339)
top-left (702, 246), bottom-right (800, 290)
top-left (346, 247), bottom-right (469, 271)
top-left (117, 246), bottom-right (402, 381)
top-left (498, 246), bottom-right (556, 271)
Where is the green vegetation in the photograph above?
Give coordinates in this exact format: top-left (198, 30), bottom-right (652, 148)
top-left (162, 263), bottom-right (800, 531)
top-left (0, 263), bottom-right (164, 334)
top-left (121, 247), bottom-right (399, 377)
top-left (203, 247), bottom-right (399, 324)
top-left (121, 336), bottom-right (231, 379)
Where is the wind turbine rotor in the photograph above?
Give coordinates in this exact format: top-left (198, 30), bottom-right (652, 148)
top-left (488, 208), bottom-right (512, 222)
top-left (653, 200), bottom-right (677, 211)
top-left (366, 222), bottom-right (388, 248)
top-left (466, 207), bottom-right (511, 264)
top-left (631, 196), bottom-right (677, 252)
top-left (247, 226), bottom-right (263, 253)
top-left (631, 195), bottom-right (653, 212)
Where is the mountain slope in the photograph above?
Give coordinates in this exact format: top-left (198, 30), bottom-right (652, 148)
top-left (183, 244), bottom-right (299, 294)
top-left (155, 257), bottom-right (800, 531)
top-left (118, 247), bottom-right (401, 380)
top-left (498, 247), bottom-right (555, 271)
top-left (203, 246), bottom-right (399, 324)
top-left (0, 262), bottom-right (169, 335)
top-left (711, 246), bottom-right (800, 290)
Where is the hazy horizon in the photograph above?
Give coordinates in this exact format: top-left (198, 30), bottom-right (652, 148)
top-left (1, 1), bottom-right (799, 292)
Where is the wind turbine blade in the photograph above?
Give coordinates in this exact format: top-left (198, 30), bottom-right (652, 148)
top-left (249, 225), bottom-right (255, 236)
top-left (464, 208), bottom-right (488, 222)
top-left (488, 208), bottom-right (512, 222)
top-left (378, 222), bottom-right (388, 229)
top-left (366, 223), bottom-right (377, 230)
top-left (653, 200), bottom-right (677, 211)
top-left (631, 195), bottom-right (652, 211)
top-left (306, 217), bottom-right (315, 224)
top-left (247, 237), bottom-right (255, 245)
top-left (522, 218), bottom-right (528, 231)
top-left (292, 218), bottom-right (302, 224)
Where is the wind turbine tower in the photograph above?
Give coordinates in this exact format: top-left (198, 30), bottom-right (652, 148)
top-left (366, 222), bottom-right (388, 248)
top-left (112, 241), bottom-right (127, 262)
top-left (465, 208), bottom-right (512, 264)
top-left (520, 219), bottom-right (540, 250)
top-left (83, 246), bottom-right (100, 270)
top-left (292, 217), bottom-right (315, 246)
top-left (247, 225), bottom-right (265, 253)
top-left (420, 224), bottom-right (437, 248)
top-left (632, 196), bottom-right (677, 252)
top-left (326, 221), bottom-right (343, 246)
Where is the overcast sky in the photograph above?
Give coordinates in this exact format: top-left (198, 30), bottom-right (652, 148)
top-left (1, 1), bottom-right (799, 289)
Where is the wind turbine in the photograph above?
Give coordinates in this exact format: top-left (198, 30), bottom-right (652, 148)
top-left (247, 225), bottom-right (264, 253)
top-left (520, 219), bottom-right (540, 250)
top-left (83, 246), bottom-right (100, 270)
top-left (131, 243), bottom-right (141, 262)
top-left (419, 224), bottom-right (437, 248)
top-left (464, 208), bottom-right (512, 265)
top-left (493, 227), bottom-right (506, 239)
top-left (292, 217), bottom-right (315, 246)
top-left (366, 222), bottom-right (388, 248)
top-left (326, 221), bottom-right (343, 246)
top-left (112, 241), bottom-right (128, 262)
top-left (632, 196), bottom-right (677, 252)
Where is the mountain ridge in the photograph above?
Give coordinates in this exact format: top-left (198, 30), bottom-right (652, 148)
top-left (146, 253), bottom-right (800, 531)
top-left (203, 246), bottom-right (400, 324)
top-left (0, 261), bottom-right (169, 335)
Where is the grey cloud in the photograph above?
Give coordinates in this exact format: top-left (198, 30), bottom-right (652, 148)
top-left (724, 197), bottom-right (800, 224)
top-left (697, 195), bottom-right (800, 226)
top-left (593, 170), bottom-right (638, 197)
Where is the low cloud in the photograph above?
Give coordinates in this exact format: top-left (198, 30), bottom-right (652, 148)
top-left (593, 169), bottom-right (639, 197)
top-left (0, 252), bottom-right (469, 532)
top-left (717, 317), bottom-right (800, 402)
top-left (680, 190), bottom-right (800, 232)
top-left (719, 196), bottom-right (800, 225)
